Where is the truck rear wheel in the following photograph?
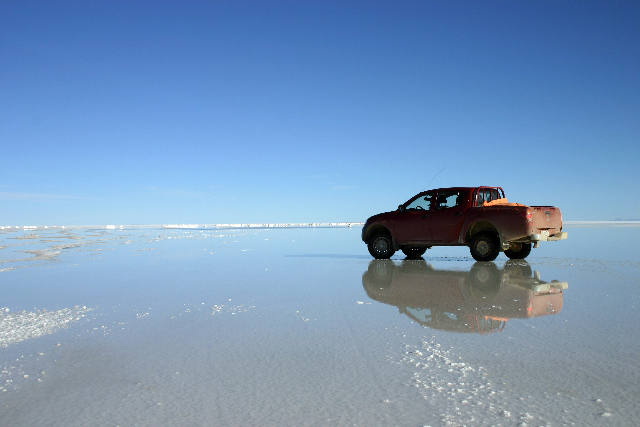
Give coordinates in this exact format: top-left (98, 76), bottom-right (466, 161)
top-left (504, 242), bottom-right (532, 260)
top-left (401, 246), bottom-right (427, 258)
top-left (469, 232), bottom-right (500, 262)
top-left (368, 234), bottom-right (395, 259)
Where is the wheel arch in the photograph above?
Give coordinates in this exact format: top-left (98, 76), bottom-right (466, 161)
top-left (363, 223), bottom-right (392, 243)
top-left (465, 221), bottom-right (499, 244)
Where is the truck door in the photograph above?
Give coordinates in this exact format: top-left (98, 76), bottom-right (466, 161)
top-left (429, 190), bottom-right (467, 243)
top-left (394, 191), bottom-right (433, 243)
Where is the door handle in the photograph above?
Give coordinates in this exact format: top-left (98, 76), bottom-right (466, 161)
top-left (421, 214), bottom-right (430, 219)
top-left (453, 212), bottom-right (463, 216)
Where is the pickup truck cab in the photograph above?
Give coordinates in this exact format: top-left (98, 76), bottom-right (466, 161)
top-left (361, 186), bottom-right (567, 261)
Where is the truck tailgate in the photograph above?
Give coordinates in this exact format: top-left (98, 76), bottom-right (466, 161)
top-left (530, 206), bottom-right (562, 231)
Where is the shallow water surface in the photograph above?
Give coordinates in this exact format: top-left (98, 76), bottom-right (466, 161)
top-left (1, 224), bottom-right (638, 426)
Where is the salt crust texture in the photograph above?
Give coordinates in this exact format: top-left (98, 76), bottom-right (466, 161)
top-left (0, 306), bottom-right (94, 348)
top-left (0, 225), bottom-right (638, 426)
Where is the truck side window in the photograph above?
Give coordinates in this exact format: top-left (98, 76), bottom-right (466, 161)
top-left (434, 191), bottom-right (461, 209)
top-left (406, 194), bottom-right (433, 211)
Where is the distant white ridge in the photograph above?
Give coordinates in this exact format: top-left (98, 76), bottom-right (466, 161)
top-left (3, 223), bottom-right (364, 230)
top-left (176, 222), bottom-right (362, 228)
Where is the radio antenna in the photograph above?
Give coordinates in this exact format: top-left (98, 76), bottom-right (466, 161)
top-left (422, 166), bottom-right (446, 191)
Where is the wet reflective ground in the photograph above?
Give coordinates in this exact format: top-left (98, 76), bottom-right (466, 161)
top-left (1, 224), bottom-right (638, 426)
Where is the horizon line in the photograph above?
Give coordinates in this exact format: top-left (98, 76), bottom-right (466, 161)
top-left (2, 220), bottom-right (640, 230)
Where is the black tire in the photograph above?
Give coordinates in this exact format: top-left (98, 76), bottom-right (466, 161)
top-left (368, 234), bottom-right (395, 259)
top-left (504, 242), bottom-right (532, 260)
top-left (469, 232), bottom-right (500, 262)
top-left (401, 246), bottom-right (427, 258)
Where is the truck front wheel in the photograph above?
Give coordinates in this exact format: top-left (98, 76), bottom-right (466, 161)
top-left (368, 234), bottom-right (395, 259)
top-left (504, 242), bottom-right (532, 260)
top-left (470, 232), bottom-right (500, 262)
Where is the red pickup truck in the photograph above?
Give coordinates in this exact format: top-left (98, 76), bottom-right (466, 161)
top-left (361, 186), bottom-right (567, 261)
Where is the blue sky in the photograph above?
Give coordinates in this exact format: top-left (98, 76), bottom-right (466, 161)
top-left (1, 1), bottom-right (639, 225)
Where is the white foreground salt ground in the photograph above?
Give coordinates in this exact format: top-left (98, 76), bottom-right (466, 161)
top-left (0, 224), bottom-right (638, 426)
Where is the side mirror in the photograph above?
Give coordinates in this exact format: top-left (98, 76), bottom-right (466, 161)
top-left (398, 205), bottom-right (405, 212)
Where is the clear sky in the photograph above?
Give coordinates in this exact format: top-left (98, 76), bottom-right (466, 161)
top-left (2, 1), bottom-right (639, 225)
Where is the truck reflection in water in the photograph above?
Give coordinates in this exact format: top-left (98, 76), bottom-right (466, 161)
top-left (362, 260), bottom-right (568, 334)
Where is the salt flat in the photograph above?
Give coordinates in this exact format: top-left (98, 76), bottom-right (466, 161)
top-left (1, 224), bottom-right (638, 426)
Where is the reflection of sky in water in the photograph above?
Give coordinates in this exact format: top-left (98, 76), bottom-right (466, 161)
top-left (0, 225), bottom-right (638, 426)
top-left (536, 223), bottom-right (640, 262)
